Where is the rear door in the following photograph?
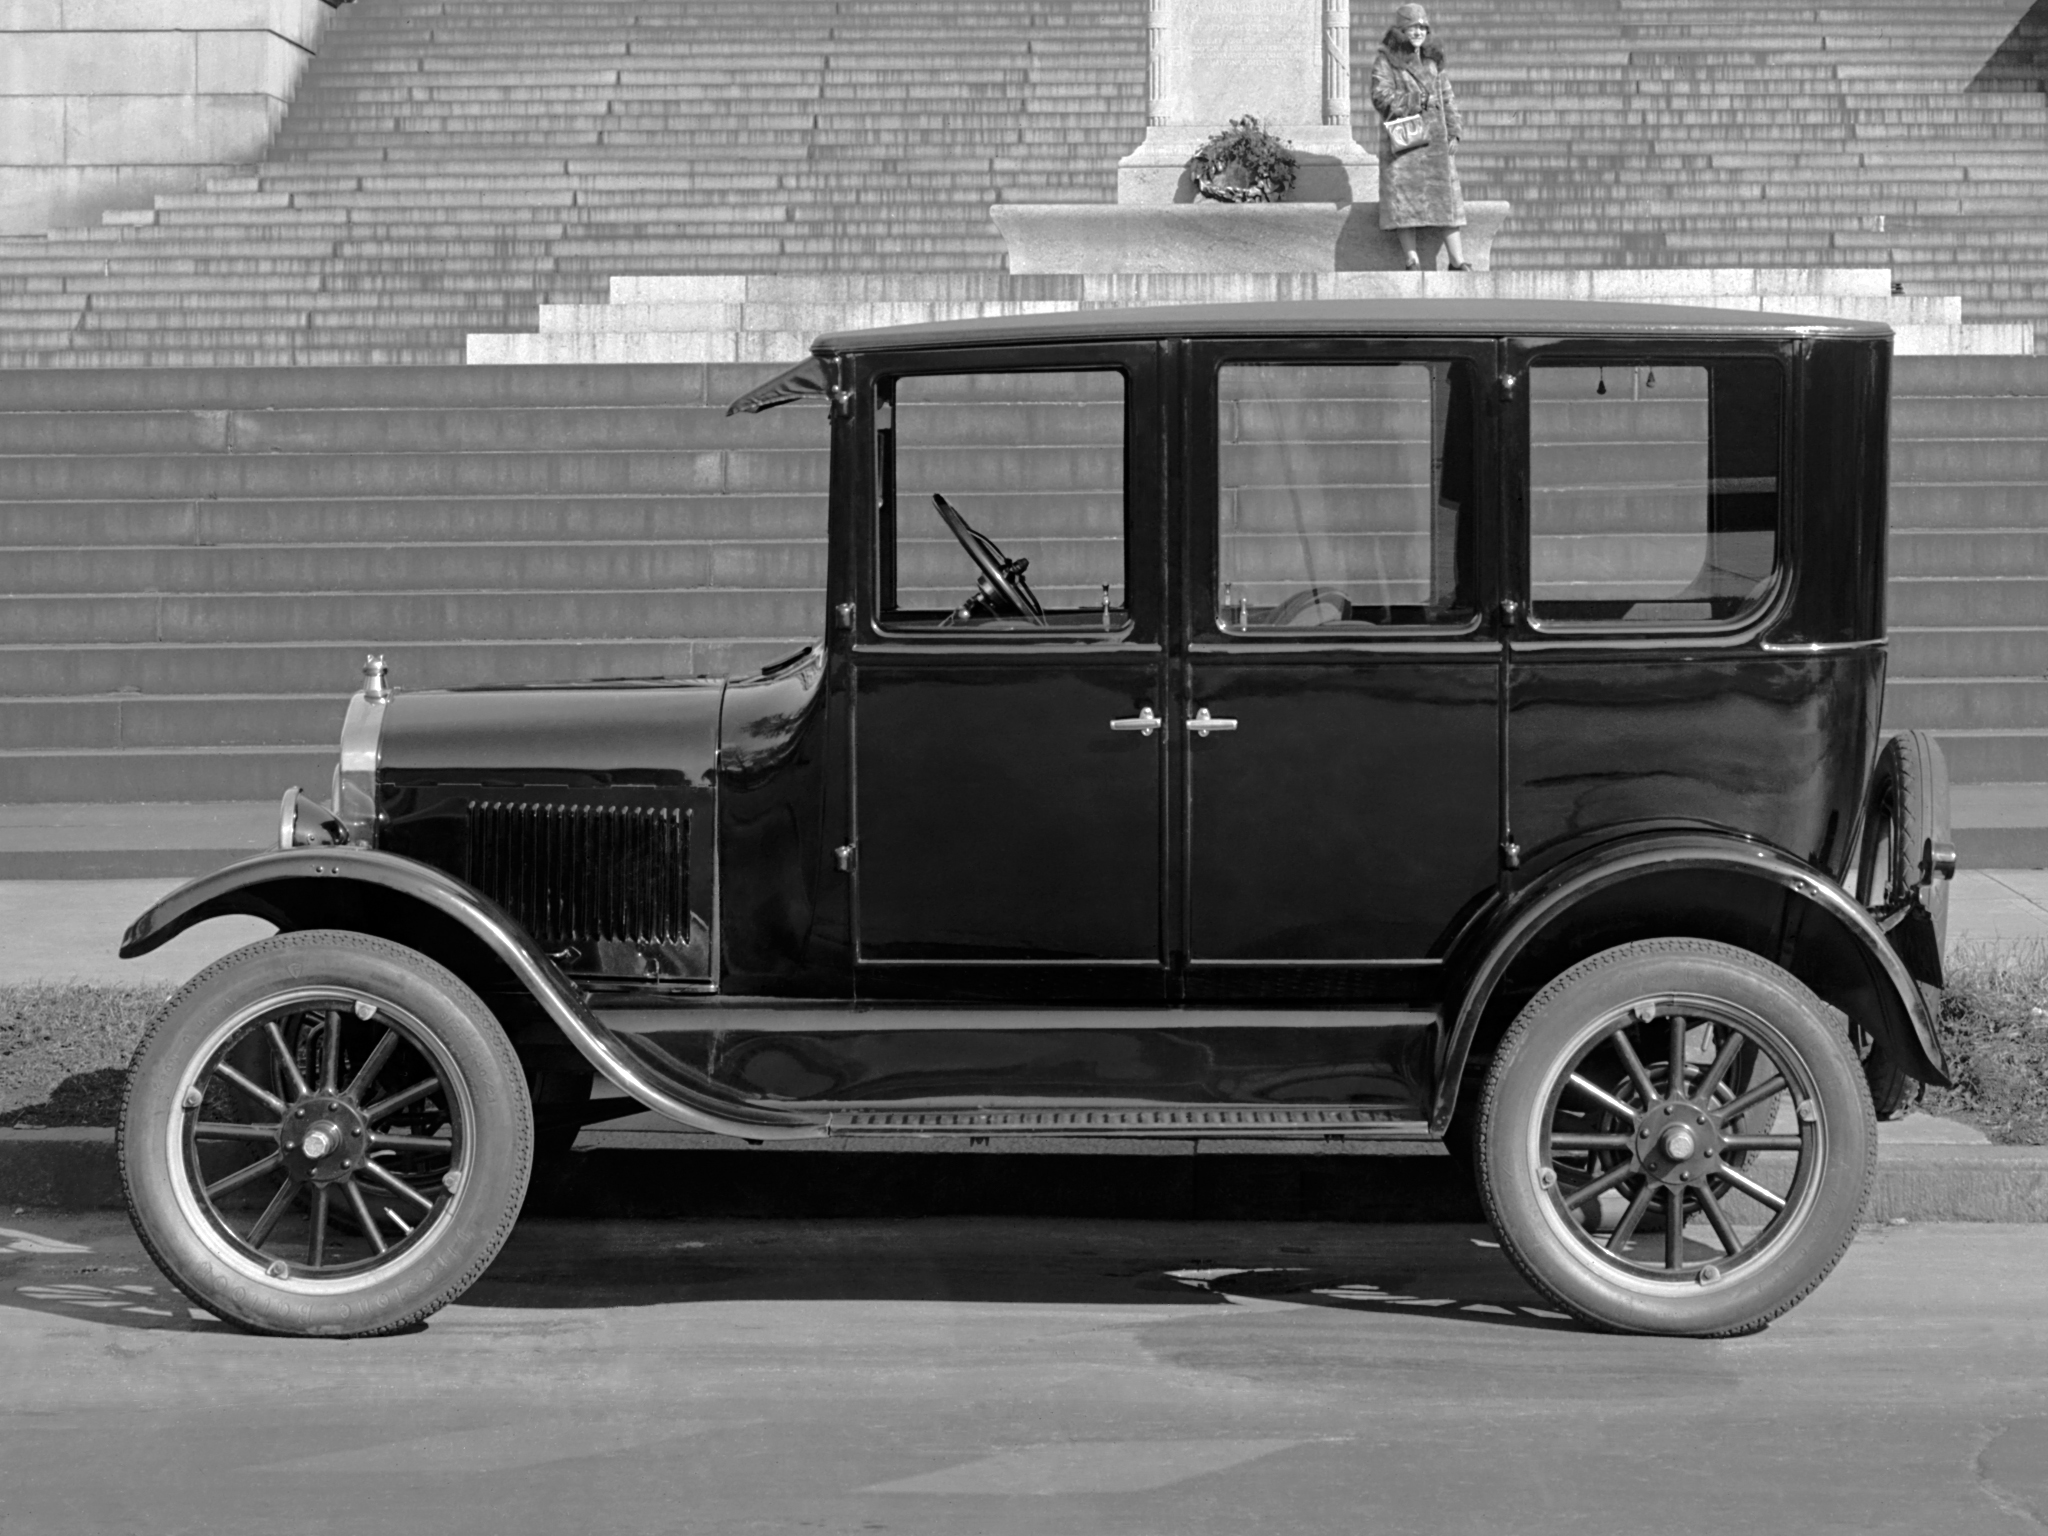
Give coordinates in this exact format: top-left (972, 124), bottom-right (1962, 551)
top-left (1178, 339), bottom-right (1504, 996)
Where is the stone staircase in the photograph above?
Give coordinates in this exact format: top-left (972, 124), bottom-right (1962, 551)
top-left (1448, 0), bottom-right (2048, 333)
top-left (1888, 355), bottom-right (2048, 853)
top-left (0, 362), bottom-right (820, 801)
top-left (0, 0), bottom-right (1142, 368)
top-left (4, 0), bottom-right (2048, 365)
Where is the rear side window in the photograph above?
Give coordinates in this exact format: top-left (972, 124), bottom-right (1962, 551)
top-left (1528, 359), bottom-right (1784, 626)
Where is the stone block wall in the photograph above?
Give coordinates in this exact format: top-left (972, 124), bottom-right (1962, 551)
top-left (0, 0), bottom-right (328, 236)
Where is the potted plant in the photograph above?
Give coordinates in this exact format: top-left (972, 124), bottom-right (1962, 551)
top-left (1186, 115), bottom-right (1300, 203)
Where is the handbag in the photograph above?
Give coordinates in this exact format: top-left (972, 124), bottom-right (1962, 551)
top-left (1383, 111), bottom-right (1431, 156)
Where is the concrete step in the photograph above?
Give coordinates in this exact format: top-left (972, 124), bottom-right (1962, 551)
top-left (0, 446), bottom-right (824, 501)
top-left (1892, 530), bottom-right (2048, 577)
top-left (1891, 628), bottom-right (2048, 679)
top-left (1903, 731), bottom-right (2048, 787)
top-left (0, 748), bottom-right (338, 806)
top-left (0, 696), bottom-right (345, 753)
top-left (1892, 580), bottom-right (2048, 626)
top-left (0, 588), bottom-right (823, 647)
top-left (0, 637), bottom-right (805, 699)
top-left (1888, 680), bottom-right (2048, 734)
top-left (0, 404), bottom-right (815, 455)
top-left (0, 493), bottom-right (823, 550)
top-left (0, 540), bottom-right (830, 597)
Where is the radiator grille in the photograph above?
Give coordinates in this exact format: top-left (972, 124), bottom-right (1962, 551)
top-left (465, 799), bottom-right (691, 950)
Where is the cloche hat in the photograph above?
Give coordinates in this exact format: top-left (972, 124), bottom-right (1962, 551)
top-left (1393, 3), bottom-right (1430, 27)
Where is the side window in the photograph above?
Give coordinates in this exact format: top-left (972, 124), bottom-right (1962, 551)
top-left (1528, 359), bottom-right (1784, 626)
top-left (876, 369), bottom-right (1127, 634)
top-left (1216, 360), bottom-right (1478, 630)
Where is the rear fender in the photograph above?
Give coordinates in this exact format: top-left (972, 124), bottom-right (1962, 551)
top-left (121, 847), bottom-right (824, 1140)
top-left (1432, 833), bottom-right (1949, 1133)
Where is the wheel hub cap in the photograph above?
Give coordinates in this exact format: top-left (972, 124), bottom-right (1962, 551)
top-left (1638, 1101), bottom-right (1723, 1184)
top-left (278, 1093), bottom-right (369, 1184)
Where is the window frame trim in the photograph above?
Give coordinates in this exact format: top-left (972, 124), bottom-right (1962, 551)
top-left (1511, 339), bottom-right (1800, 644)
top-left (1184, 336), bottom-right (1503, 650)
top-left (851, 342), bottom-right (1159, 648)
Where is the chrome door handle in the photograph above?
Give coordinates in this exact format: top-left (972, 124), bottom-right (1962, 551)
top-left (1188, 708), bottom-right (1237, 737)
top-left (1110, 706), bottom-right (1161, 738)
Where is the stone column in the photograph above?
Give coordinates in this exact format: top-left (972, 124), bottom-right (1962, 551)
top-left (1117, 0), bottom-right (1376, 204)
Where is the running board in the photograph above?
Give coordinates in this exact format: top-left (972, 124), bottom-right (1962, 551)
top-left (822, 1105), bottom-right (1433, 1138)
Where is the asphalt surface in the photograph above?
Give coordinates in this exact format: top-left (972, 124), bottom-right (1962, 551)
top-left (2, 1212), bottom-right (2045, 1535)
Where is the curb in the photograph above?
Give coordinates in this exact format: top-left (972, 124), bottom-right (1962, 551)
top-left (0, 1129), bottom-right (121, 1212)
top-left (8, 1127), bottom-right (2046, 1223)
top-left (1863, 1143), bottom-right (2048, 1224)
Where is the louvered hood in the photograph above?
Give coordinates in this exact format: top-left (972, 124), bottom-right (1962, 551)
top-left (374, 680), bottom-right (723, 986)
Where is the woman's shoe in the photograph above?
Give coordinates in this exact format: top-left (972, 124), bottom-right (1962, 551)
top-left (1403, 252), bottom-right (1421, 271)
top-left (1447, 260), bottom-right (1473, 272)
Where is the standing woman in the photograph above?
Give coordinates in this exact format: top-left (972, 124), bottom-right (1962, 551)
top-left (1372, 3), bottom-right (1471, 270)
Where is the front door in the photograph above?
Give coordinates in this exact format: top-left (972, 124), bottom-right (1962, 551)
top-left (849, 343), bottom-right (1168, 999)
top-left (1180, 341), bottom-right (1503, 994)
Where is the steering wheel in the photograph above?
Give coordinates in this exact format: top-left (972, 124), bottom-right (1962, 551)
top-left (931, 493), bottom-right (1047, 626)
top-left (1265, 587), bottom-right (1354, 627)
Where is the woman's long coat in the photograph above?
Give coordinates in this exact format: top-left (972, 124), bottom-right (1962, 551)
top-left (1370, 43), bottom-right (1466, 230)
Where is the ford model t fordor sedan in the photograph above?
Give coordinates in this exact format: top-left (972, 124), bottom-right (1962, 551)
top-left (117, 301), bottom-right (1956, 1339)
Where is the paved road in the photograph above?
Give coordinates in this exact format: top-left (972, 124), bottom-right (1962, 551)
top-left (2, 1214), bottom-right (2045, 1535)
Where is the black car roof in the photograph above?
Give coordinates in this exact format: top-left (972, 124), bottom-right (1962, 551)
top-left (811, 299), bottom-right (1891, 355)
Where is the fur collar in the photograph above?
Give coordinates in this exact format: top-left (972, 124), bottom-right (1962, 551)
top-left (1378, 32), bottom-right (1446, 67)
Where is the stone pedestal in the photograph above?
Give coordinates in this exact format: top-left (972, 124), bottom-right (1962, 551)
top-left (992, 0), bottom-right (1512, 275)
top-left (993, 202), bottom-right (1511, 273)
top-left (1118, 0), bottom-right (1375, 204)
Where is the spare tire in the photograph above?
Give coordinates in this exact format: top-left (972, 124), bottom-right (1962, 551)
top-left (1852, 729), bottom-right (1953, 1117)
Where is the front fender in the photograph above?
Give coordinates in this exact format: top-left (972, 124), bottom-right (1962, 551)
top-left (122, 847), bottom-right (825, 1141)
top-left (1432, 832), bottom-right (1949, 1132)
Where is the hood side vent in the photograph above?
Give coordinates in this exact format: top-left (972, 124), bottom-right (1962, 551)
top-left (465, 799), bottom-right (692, 953)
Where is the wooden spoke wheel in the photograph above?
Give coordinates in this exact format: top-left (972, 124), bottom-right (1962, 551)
top-left (121, 931), bottom-right (531, 1337)
top-left (1479, 939), bottom-right (1875, 1336)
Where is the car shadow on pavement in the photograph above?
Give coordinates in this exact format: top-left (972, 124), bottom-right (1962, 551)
top-left (0, 1219), bottom-right (1582, 1336)
top-left (455, 1217), bottom-right (1582, 1331)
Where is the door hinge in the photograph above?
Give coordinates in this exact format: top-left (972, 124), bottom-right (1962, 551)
top-left (835, 843), bottom-right (857, 872)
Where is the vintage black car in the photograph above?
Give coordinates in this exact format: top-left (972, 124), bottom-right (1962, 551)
top-left (117, 300), bottom-right (1957, 1339)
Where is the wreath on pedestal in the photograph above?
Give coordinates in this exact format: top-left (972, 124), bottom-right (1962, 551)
top-left (1187, 115), bottom-right (1300, 203)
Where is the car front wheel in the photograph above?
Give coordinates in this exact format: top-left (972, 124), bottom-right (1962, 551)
top-left (1478, 938), bottom-right (1875, 1336)
top-left (120, 930), bottom-right (532, 1337)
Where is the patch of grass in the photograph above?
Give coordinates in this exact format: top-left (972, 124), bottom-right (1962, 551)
top-left (0, 983), bottom-right (172, 1126)
top-left (1919, 942), bottom-right (2048, 1145)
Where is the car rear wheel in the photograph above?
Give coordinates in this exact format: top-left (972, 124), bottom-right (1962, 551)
top-left (120, 930), bottom-right (531, 1337)
top-left (1478, 938), bottom-right (1875, 1336)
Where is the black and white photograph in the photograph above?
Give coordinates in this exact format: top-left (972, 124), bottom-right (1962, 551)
top-left (2, 0), bottom-right (2046, 1529)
